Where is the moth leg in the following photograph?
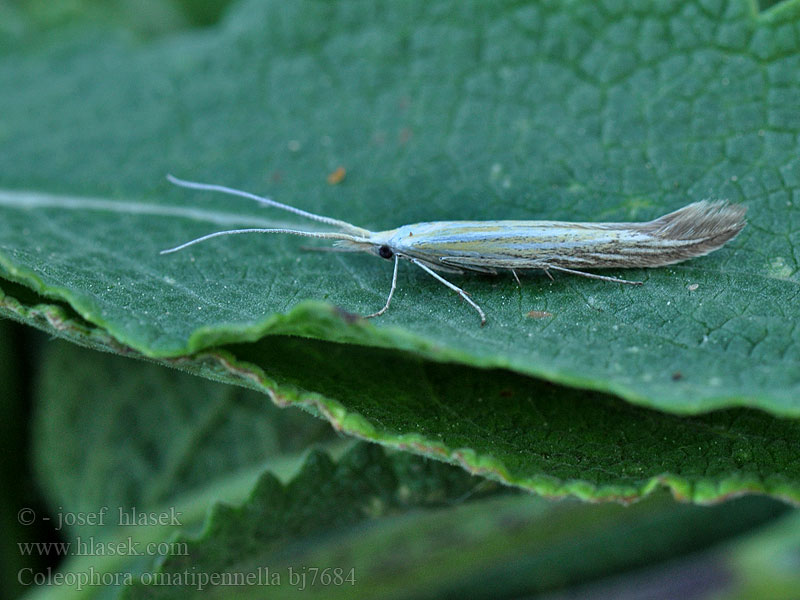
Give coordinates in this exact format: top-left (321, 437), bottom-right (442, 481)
top-left (546, 264), bottom-right (643, 285)
top-left (511, 269), bottom-right (521, 287)
top-left (409, 257), bottom-right (487, 326)
top-left (542, 268), bottom-right (554, 281)
top-left (365, 253), bottom-right (400, 319)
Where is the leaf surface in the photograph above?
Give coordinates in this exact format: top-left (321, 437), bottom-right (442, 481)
top-left (1, 3), bottom-right (799, 408)
top-left (27, 339), bottom-right (793, 598)
top-left (18, 288), bottom-right (800, 505)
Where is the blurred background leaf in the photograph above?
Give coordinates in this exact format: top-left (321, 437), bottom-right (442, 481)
top-left (23, 340), bottom-right (798, 599)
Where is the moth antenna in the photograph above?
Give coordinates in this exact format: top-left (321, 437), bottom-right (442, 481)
top-left (160, 228), bottom-right (369, 255)
top-left (166, 174), bottom-right (370, 236)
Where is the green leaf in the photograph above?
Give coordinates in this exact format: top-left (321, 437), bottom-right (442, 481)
top-left (2, 0), bottom-right (236, 38)
top-left (23, 336), bottom-right (794, 598)
top-left (1, 0), bottom-right (799, 416)
top-left (122, 469), bottom-right (786, 600)
top-left (32, 338), bottom-right (340, 543)
top-left (21, 289), bottom-right (800, 505)
top-left (28, 340), bottom-right (791, 598)
top-left (29, 338), bottom-right (510, 598)
top-left (724, 509), bottom-right (800, 599)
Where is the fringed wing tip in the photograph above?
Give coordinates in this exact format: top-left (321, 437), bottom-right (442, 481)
top-left (649, 199), bottom-right (747, 241)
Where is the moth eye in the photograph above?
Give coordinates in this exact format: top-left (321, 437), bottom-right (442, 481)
top-left (378, 245), bottom-right (393, 259)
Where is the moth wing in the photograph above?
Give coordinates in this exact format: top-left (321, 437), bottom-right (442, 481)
top-left (439, 255), bottom-right (546, 273)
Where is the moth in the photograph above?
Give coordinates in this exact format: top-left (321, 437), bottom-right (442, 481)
top-left (161, 175), bottom-right (747, 325)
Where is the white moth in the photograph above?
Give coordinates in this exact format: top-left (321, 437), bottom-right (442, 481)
top-left (161, 175), bottom-right (746, 326)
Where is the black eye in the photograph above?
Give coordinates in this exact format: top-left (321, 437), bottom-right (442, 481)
top-left (378, 245), bottom-right (393, 259)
